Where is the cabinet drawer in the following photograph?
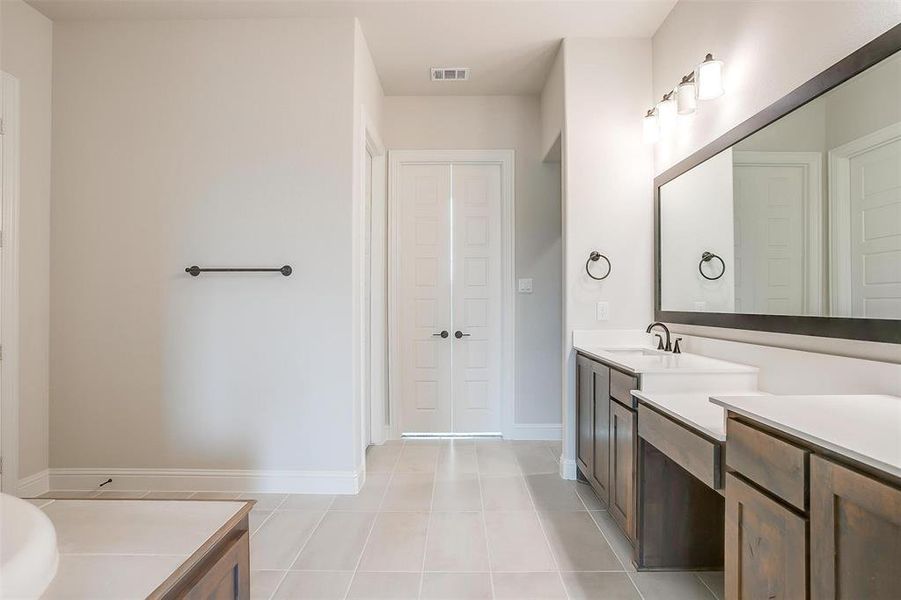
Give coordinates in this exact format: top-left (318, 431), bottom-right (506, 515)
top-left (638, 404), bottom-right (720, 489)
top-left (610, 369), bottom-right (637, 406)
top-left (726, 418), bottom-right (808, 511)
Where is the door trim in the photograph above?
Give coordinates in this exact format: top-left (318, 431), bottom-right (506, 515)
top-left (388, 150), bottom-right (515, 438)
top-left (732, 150), bottom-right (824, 315)
top-left (827, 122), bottom-right (901, 317)
top-left (358, 106), bottom-right (387, 465)
top-left (0, 73), bottom-right (21, 495)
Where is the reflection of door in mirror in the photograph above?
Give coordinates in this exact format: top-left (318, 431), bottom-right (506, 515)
top-left (829, 123), bottom-right (901, 319)
top-left (733, 152), bottom-right (823, 316)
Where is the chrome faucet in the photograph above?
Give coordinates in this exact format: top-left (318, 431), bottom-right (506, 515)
top-left (646, 322), bottom-right (672, 352)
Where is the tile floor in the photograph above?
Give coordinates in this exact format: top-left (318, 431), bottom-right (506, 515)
top-left (36, 440), bottom-right (724, 600)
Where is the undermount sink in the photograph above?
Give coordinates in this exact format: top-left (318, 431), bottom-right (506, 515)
top-left (602, 348), bottom-right (664, 357)
top-left (0, 494), bottom-right (59, 599)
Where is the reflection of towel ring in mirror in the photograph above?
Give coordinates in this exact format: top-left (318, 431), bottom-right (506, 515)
top-left (586, 251), bottom-right (611, 281)
top-left (698, 251), bottom-right (725, 281)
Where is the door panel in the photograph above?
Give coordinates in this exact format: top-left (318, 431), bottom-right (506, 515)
top-left (451, 163), bottom-right (502, 433)
top-left (576, 356), bottom-right (593, 474)
top-left (725, 473), bottom-right (807, 600)
top-left (591, 363), bottom-right (610, 502)
top-left (849, 137), bottom-right (901, 318)
top-left (733, 162), bottom-right (807, 315)
top-left (609, 401), bottom-right (635, 538)
top-left (810, 455), bottom-right (901, 599)
top-left (398, 164), bottom-right (453, 433)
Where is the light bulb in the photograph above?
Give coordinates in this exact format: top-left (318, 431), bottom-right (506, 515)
top-left (677, 75), bottom-right (697, 115)
top-left (642, 109), bottom-right (659, 144)
top-left (697, 53), bottom-right (724, 100)
top-left (656, 92), bottom-right (677, 131)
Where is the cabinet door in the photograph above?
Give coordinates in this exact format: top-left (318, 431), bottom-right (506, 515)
top-left (725, 473), bottom-right (806, 600)
top-left (810, 455), bottom-right (901, 600)
top-left (609, 400), bottom-right (635, 539)
top-left (576, 356), bottom-right (593, 475)
top-left (591, 363), bottom-right (611, 502)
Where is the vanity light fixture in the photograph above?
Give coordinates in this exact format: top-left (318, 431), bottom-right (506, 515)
top-left (643, 109), bottom-right (659, 144)
top-left (697, 53), bottom-right (725, 100)
top-left (656, 90), bottom-right (677, 130)
top-left (676, 74), bottom-right (697, 115)
top-left (641, 52), bottom-right (725, 143)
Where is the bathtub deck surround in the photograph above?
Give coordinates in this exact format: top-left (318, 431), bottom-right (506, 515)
top-left (32, 498), bottom-right (253, 599)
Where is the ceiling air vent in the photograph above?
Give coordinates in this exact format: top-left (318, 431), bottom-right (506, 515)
top-left (430, 67), bottom-right (471, 82)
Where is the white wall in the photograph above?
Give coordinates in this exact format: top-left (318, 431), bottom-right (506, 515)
top-left (49, 18), bottom-right (362, 486)
top-left (660, 148), bottom-right (735, 313)
top-left (1, 0), bottom-right (53, 483)
top-left (652, 1), bottom-right (901, 364)
top-left (560, 38), bottom-right (654, 470)
top-left (383, 95), bottom-right (563, 431)
top-left (540, 45), bottom-right (565, 161)
top-left (653, 1), bottom-right (901, 175)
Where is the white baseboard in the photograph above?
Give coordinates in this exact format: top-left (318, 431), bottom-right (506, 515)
top-left (505, 423), bottom-right (562, 441)
top-left (559, 457), bottom-right (577, 480)
top-left (48, 468), bottom-right (362, 495)
top-left (18, 469), bottom-right (50, 498)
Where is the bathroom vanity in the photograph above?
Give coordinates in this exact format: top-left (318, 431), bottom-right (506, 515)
top-left (34, 498), bottom-right (254, 599)
top-left (712, 395), bottom-right (901, 600)
top-left (573, 338), bottom-right (758, 570)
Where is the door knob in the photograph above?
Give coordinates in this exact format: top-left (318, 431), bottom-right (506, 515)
top-left (455, 331), bottom-right (471, 339)
top-left (432, 330), bottom-right (449, 339)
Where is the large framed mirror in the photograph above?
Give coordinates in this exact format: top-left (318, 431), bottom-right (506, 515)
top-left (655, 24), bottom-right (901, 344)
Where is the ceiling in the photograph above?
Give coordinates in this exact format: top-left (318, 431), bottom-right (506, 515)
top-left (26, 0), bottom-right (677, 95)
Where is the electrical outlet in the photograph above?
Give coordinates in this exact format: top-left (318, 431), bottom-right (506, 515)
top-left (596, 301), bottom-right (610, 321)
top-left (517, 278), bottom-right (533, 294)
top-left (694, 301), bottom-right (707, 311)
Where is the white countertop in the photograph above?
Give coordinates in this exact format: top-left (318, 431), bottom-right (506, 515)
top-left (39, 499), bottom-right (247, 599)
top-left (711, 395), bottom-right (901, 480)
top-left (633, 390), bottom-right (770, 441)
top-left (575, 344), bottom-right (758, 376)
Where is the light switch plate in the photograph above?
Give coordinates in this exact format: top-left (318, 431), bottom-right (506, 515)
top-left (518, 278), bottom-right (533, 294)
top-left (596, 301), bottom-right (610, 321)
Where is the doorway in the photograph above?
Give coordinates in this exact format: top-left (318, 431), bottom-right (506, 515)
top-left (388, 150), bottom-right (514, 437)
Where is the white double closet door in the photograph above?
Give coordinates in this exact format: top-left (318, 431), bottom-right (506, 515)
top-left (397, 161), bottom-right (502, 434)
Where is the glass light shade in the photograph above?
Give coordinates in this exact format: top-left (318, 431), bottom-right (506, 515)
top-left (656, 94), bottom-right (677, 130)
top-left (677, 80), bottom-right (697, 115)
top-left (642, 111), bottom-right (659, 144)
top-left (697, 54), bottom-right (724, 100)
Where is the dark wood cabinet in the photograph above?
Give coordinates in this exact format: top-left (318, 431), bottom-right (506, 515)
top-left (591, 362), bottom-right (611, 502)
top-left (810, 455), bottom-right (901, 600)
top-left (609, 399), bottom-right (635, 539)
top-left (576, 356), bottom-right (594, 477)
top-left (724, 473), bottom-right (806, 600)
top-left (725, 415), bottom-right (901, 600)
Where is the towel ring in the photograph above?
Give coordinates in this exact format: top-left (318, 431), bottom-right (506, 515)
top-left (586, 251), bottom-right (611, 281)
top-left (698, 251), bottom-right (725, 281)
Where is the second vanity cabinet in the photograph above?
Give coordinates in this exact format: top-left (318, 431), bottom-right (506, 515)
top-left (576, 353), bottom-right (638, 543)
top-left (723, 413), bottom-right (901, 600)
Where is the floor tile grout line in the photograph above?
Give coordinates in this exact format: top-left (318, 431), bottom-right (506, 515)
top-left (696, 572), bottom-right (722, 600)
top-left (341, 440), bottom-right (403, 600)
top-left (474, 445), bottom-right (497, 599)
top-left (416, 447), bottom-right (440, 599)
top-left (517, 457), bottom-right (571, 600)
top-left (575, 485), bottom-right (645, 600)
top-left (268, 503), bottom-right (332, 600)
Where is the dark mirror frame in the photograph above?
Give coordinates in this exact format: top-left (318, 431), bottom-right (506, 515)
top-left (654, 23), bottom-right (901, 345)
